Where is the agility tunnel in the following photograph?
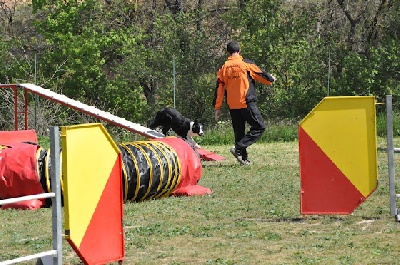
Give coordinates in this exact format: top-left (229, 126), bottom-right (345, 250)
top-left (119, 137), bottom-right (209, 202)
top-left (0, 130), bottom-right (48, 209)
top-left (0, 127), bottom-right (211, 210)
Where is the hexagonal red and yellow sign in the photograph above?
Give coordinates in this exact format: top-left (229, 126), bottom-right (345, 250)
top-left (299, 96), bottom-right (378, 214)
top-left (62, 123), bottom-right (124, 264)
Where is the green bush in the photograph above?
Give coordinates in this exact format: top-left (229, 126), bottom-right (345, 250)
top-left (261, 120), bottom-right (299, 142)
top-left (376, 112), bottom-right (400, 138)
top-left (196, 121), bottom-right (234, 146)
top-left (197, 119), bottom-right (298, 147)
top-left (40, 112), bottom-right (398, 148)
top-left (200, 110), bottom-right (400, 146)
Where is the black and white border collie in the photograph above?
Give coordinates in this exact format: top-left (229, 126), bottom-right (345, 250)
top-left (149, 107), bottom-right (204, 148)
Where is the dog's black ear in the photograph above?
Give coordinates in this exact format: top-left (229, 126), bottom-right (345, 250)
top-left (147, 118), bottom-right (153, 128)
top-left (195, 118), bottom-right (205, 125)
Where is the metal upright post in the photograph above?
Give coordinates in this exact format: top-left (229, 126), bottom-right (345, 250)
top-left (50, 126), bottom-right (63, 264)
top-left (173, 55), bottom-right (176, 108)
top-left (327, 44), bottom-right (331, 96)
top-left (386, 95), bottom-right (398, 220)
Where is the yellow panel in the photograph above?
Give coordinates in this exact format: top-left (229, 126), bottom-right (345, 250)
top-left (300, 96), bottom-right (377, 197)
top-left (62, 123), bottom-right (120, 247)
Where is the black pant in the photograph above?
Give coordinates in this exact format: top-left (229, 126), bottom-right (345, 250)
top-left (229, 102), bottom-right (266, 160)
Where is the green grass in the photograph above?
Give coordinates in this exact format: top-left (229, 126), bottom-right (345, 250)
top-left (1, 138), bottom-right (400, 264)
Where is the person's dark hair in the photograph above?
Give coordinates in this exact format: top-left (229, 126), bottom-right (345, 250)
top-left (226, 41), bottom-right (240, 54)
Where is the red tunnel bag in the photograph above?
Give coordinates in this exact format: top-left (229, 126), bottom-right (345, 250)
top-left (0, 143), bottom-right (45, 209)
top-left (153, 137), bottom-right (212, 196)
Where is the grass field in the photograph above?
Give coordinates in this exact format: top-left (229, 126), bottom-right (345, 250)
top-left (1, 138), bottom-right (400, 264)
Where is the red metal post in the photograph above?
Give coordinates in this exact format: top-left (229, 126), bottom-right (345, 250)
top-left (13, 85), bottom-right (18, 130)
top-left (24, 89), bottom-right (28, 130)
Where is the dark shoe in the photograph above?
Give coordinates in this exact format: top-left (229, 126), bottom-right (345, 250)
top-left (230, 147), bottom-right (248, 166)
top-left (241, 159), bottom-right (251, 166)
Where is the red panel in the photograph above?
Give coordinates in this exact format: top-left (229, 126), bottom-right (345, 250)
top-left (0, 130), bottom-right (38, 145)
top-left (153, 137), bottom-right (212, 196)
top-left (75, 156), bottom-right (124, 265)
top-left (197, 147), bottom-right (225, 161)
top-left (299, 126), bottom-right (365, 214)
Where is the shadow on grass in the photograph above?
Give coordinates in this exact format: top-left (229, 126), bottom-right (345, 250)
top-left (201, 163), bottom-right (241, 168)
top-left (235, 217), bottom-right (306, 223)
top-left (235, 215), bottom-right (383, 223)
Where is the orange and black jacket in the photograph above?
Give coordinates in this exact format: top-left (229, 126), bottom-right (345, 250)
top-left (213, 54), bottom-right (275, 110)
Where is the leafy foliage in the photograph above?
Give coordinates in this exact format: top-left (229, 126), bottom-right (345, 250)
top-left (1, 0), bottom-right (399, 135)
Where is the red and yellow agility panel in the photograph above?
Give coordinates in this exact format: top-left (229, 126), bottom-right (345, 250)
top-left (62, 124), bottom-right (124, 264)
top-left (299, 96), bottom-right (378, 214)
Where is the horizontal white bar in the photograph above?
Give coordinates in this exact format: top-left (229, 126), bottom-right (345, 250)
top-left (0, 193), bottom-right (55, 206)
top-left (0, 250), bottom-right (56, 265)
top-left (19, 83), bottom-right (165, 138)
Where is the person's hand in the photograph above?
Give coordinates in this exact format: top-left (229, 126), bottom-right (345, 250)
top-left (215, 109), bottom-right (222, 122)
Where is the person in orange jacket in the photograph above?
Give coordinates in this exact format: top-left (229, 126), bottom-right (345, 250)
top-left (213, 41), bottom-right (276, 165)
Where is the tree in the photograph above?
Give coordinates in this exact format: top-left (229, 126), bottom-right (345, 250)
top-left (225, 0), bottom-right (328, 119)
top-left (2, 0), bottom-right (400, 134)
top-left (320, 0), bottom-right (399, 105)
